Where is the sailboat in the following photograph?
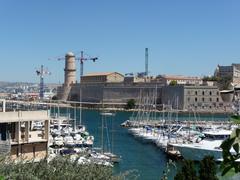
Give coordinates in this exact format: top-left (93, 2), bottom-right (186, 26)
top-left (100, 108), bottom-right (121, 163)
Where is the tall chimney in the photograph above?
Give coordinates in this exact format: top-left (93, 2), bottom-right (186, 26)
top-left (145, 48), bottom-right (148, 77)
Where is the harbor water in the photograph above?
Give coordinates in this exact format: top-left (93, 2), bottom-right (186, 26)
top-left (55, 108), bottom-right (230, 180)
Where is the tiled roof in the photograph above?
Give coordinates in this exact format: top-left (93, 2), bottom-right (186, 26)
top-left (83, 72), bottom-right (123, 77)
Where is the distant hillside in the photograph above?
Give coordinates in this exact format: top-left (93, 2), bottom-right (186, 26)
top-left (0, 81), bottom-right (59, 88)
top-left (0, 81), bottom-right (35, 87)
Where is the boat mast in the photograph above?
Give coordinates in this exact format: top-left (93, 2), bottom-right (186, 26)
top-left (101, 102), bottom-right (104, 154)
top-left (74, 103), bottom-right (77, 132)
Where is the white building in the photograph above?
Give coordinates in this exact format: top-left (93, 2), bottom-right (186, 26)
top-left (154, 75), bottom-right (203, 86)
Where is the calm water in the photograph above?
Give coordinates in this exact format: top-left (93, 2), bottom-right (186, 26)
top-left (54, 108), bottom-right (230, 180)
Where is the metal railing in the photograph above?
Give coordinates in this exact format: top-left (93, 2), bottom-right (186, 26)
top-left (0, 140), bottom-right (11, 154)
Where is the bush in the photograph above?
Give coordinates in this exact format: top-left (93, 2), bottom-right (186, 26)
top-left (174, 156), bottom-right (218, 180)
top-left (0, 156), bottom-right (125, 180)
top-left (174, 160), bottom-right (198, 180)
top-left (220, 128), bottom-right (240, 176)
top-left (126, 99), bottom-right (136, 109)
top-left (169, 80), bottom-right (177, 86)
top-left (199, 156), bottom-right (218, 180)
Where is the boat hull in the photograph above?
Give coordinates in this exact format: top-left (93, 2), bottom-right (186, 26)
top-left (175, 145), bottom-right (222, 161)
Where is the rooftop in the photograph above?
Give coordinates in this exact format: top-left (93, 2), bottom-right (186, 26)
top-left (157, 74), bottom-right (202, 80)
top-left (0, 110), bottom-right (50, 123)
top-left (83, 72), bottom-right (123, 77)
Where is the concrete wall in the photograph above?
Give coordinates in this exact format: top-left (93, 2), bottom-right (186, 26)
top-left (11, 142), bottom-right (47, 160)
top-left (0, 111), bottom-right (50, 123)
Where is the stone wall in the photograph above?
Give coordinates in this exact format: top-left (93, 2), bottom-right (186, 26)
top-left (161, 86), bottom-right (184, 109)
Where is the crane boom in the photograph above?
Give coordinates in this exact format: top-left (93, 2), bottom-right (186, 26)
top-left (75, 51), bottom-right (98, 80)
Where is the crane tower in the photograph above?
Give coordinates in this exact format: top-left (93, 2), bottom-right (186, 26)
top-left (76, 51), bottom-right (98, 81)
top-left (36, 65), bottom-right (51, 100)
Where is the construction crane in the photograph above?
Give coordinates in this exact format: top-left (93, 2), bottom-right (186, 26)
top-left (125, 72), bottom-right (147, 78)
top-left (125, 73), bottom-right (134, 76)
top-left (36, 65), bottom-right (51, 100)
top-left (49, 51), bottom-right (98, 81)
top-left (75, 51), bottom-right (98, 79)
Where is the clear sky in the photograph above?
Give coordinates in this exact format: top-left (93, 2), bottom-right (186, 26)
top-left (0, 0), bottom-right (239, 83)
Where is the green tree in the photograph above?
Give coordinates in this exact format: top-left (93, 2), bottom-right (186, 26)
top-left (126, 99), bottom-right (136, 109)
top-left (202, 76), bottom-right (218, 81)
top-left (220, 128), bottom-right (240, 176)
top-left (174, 160), bottom-right (198, 180)
top-left (217, 76), bottom-right (232, 90)
top-left (199, 156), bottom-right (218, 180)
top-left (169, 80), bottom-right (177, 86)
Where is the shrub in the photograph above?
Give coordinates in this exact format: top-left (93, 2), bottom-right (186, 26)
top-left (169, 80), bottom-right (177, 86)
top-left (0, 156), bottom-right (123, 180)
top-left (126, 99), bottom-right (136, 109)
top-left (174, 160), bottom-right (198, 180)
top-left (199, 156), bottom-right (218, 180)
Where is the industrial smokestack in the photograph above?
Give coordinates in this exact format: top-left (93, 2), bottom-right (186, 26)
top-left (145, 48), bottom-right (148, 77)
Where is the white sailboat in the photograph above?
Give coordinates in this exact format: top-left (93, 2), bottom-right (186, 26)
top-left (100, 109), bottom-right (121, 163)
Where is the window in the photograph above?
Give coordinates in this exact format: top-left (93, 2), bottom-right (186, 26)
top-left (202, 91), bottom-right (205, 95)
top-left (217, 91), bottom-right (219, 95)
top-left (187, 97), bottom-right (190, 102)
top-left (217, 98), bottom-right (219, 102)
top-left (195, 91), bottom-right (197, 95)
top-left (209, 98), bottom-right (212, 102)
top-left (209, 91), bottom-right (212, 96)
top-left (202, 98), bottom-right (204, 102)
top-left (195, 97), bottom-right (197, 102)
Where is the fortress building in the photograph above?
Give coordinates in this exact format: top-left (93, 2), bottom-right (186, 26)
top-left (56, 52), bottom-right (230, 112)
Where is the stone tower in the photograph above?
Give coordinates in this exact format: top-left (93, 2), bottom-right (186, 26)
top-left (64, 52), bottom-right (76, 86)
top-left (58, 52), bottom-right (76, 101)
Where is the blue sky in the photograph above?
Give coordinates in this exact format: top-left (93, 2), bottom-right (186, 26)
top-left (0, 0), bottom-right (239, 83)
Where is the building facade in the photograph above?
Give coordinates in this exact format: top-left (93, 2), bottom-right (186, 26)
top-left (154, 75), bottom-right (203, 85)
top-left (81, 72), bottom-right (124, 83)
top-left (215, 63), bottom-right (240, 86)
top-left (161, 85), bottom-right (230, 112)
top-left (0, 103), bottom-right (50, 161)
